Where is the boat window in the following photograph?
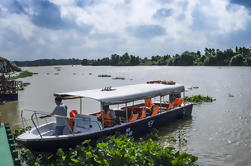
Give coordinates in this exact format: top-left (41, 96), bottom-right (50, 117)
top-left (76, 117), bottom-right (90, 129)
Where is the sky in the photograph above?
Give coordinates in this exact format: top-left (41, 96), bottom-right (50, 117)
top-left (0, 0), bottom-right (251, 61)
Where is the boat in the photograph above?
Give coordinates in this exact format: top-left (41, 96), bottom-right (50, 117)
top-left (16, 81), bottom-right (193, 152)
top-left (0, 74), bottom-right (18, 102)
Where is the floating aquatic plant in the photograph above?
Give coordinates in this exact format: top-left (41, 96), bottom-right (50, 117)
top-left (98, 74), bottom-right (111, 77)
top-left (11, 71), bottom-right (38, 79)
top-left (19, 133), bottom-right (198, 166)
top-left (17, 81), bottom-right (30, 91)
top-left (184, 95), bottom-right (215, 104)
top-left (112, 77), bottom-right (125, 80)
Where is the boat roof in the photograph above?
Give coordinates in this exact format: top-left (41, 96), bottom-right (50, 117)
top-left (55, 83), bottom-right (185, 105)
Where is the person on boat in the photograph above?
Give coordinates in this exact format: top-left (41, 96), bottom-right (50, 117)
top-left (103, 105), bottom-right (120, 127)
top-left (40, 96), bottom-right (67, 135)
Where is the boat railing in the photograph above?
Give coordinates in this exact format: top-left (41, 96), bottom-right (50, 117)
top-left (21, 109), bottom-right (82, 139)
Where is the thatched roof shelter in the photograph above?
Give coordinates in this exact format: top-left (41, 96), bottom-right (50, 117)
top-left (0, 56), bottom-right (21, 73)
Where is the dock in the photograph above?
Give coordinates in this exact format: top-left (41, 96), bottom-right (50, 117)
top-left (0, 123), bottom-right (20, 166)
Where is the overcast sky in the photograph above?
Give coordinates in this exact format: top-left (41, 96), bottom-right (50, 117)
top-left (0, 0), bottom-right (251, 61)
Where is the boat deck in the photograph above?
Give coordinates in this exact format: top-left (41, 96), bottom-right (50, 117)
top-left (0, 123), bottom-right (20, 166)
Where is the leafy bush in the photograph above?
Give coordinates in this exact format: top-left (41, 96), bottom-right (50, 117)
top-left (20, 135), bottom-right (198, 166)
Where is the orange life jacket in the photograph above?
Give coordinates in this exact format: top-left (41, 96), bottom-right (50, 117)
top-left (129, 113), bottom-right (139, 122)
top-left (96, 112), bottom-right (102, 120)
top-left (139, 109), bottom-right (146, 119)
top-left (67, 110), bottom-right (78, 131)
top-left (172, 98), bottom-right (183, 107)
top-left (151, 105), bottom-right (159, 116)
top-left (104, 112), bottom-right (114, 127)
top-left (167, 103), bottom-right (173, 110)
top-left (145, 98), bottom-right (153, 107)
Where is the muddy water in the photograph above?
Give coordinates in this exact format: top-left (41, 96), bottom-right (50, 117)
top-left (0, 66), bottom-right (251, 166)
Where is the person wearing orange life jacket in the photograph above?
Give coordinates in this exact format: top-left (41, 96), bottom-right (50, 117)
top-left (103, 105), bottom-right (115, 127)
top-left (145, 98), bottom-right (154, 115)
top-left (103, 105), bottom-right (120, 127)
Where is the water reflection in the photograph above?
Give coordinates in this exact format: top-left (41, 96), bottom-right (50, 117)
top-left (158, 118), bottom-right (193, 152)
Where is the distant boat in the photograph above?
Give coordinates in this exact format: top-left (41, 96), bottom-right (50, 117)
top-left (0, 56), bottom-right (20, 102)
top-left (0, 75), bottom-right (18, 102)
top-left (17, 81), bottom-right (193, 152)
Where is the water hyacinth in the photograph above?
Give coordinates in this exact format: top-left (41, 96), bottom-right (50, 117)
top-left (11, 70), bottom-right (38, 79)
top-left (20, 134), bottom-right (198, 166)
top-left (184, 95), bottom-right (215, 104)
top-left (98, 74), bottom-right (111, 77)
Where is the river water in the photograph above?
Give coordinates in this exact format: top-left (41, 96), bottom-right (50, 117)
top-left (0, 66), bottom-right (251, 166)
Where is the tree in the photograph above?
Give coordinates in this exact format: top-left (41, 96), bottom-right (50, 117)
top-left (229, 54), bottom-right (247, 66)
top-left (81, 59), bottom-right (88, 65)
top-left (204, 55), bottom-right (217, 66)
top-left (120, 53), bottom-right (130, 65)
top-left (111, 54), bottom-right (120, 66)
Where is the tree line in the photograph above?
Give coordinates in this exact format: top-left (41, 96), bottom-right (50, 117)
top-left (13, 46), bottom-right (251, 67)
top-left (82, 46), bottom-right (251, 66)
top-left (13, 58), bottom-right (82, 67)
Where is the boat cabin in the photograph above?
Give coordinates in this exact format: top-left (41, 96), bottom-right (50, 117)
top-left (55, 82), bottom-right (186, 133)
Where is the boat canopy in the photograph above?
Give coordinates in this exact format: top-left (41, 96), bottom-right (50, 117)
top-left (54, 83), bottom-right (185, 105)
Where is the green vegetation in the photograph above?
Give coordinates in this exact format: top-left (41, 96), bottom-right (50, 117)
top-left (12, 126), bottom-right (32, 140)
top-left (13, 58), bottom-right (82, 67)
top-left (9, 71), bottom-right (37, 90)
top-left (19, 134), bottom-right (198, 166)
top-left (13, 46), bottom-right (251, 66)
top-left (184, 95), bottom-right (216, 104)
top-left (112, 77), bottom-right (125, 80)
top-left (82, 53), bottom-right (140, 66)
top-left (98, 74), bottom-right (111, 77)
top-left (11, 71), bottom-right (38, 79)
top-left (17, 81), bottom-right (30, 91)
top-left (80, 47), bottom-right (251, 66)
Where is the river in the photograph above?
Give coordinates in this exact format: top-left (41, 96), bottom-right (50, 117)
top-left (0, 66), bottom-right (251, 166)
